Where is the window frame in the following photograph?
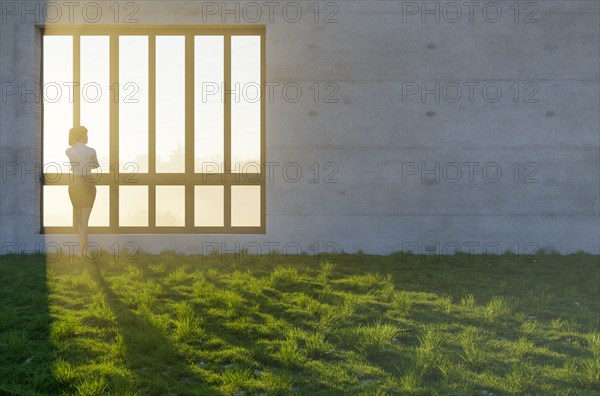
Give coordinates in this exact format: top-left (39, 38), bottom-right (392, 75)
top-left (40, 25), bottom-right (266, 234)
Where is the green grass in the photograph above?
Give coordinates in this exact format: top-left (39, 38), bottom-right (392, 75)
top-left (0, 251), bottom-right (598, 395)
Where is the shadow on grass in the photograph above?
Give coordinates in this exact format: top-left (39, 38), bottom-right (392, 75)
top-left (0, 254), bottom-right (56, 394)
top-left (86, 260), bottom-right (222, 396)
top-left (135, 258), bottom-right (352, 395)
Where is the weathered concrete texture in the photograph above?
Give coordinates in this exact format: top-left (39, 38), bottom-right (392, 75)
top-left (1, 1), bottom-right (599, 255)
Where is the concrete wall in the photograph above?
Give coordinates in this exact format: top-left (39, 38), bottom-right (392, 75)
top-left (1, 1), bottom-right (599, 256)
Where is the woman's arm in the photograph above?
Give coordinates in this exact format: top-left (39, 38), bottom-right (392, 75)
top-left (65, 148), bottom-right (74, 170)
top-left (90, 149), bottom-right (100, 169)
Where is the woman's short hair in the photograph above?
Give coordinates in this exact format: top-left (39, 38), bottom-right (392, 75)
top-left (69, 126), bottom-right (88, 146)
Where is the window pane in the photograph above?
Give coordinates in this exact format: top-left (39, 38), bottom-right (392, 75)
top-left (43, 186), bottom-right (73, 226)
top-left (156, 186), bottom-right (185, 226)
top-left (231, 185), bottom-right (260, 227)
top-left (43, 36), bottom-right (72, 175)
top-left (194, 186), bottom-right (223, 226)
top-left (119, 186), bottom-right (148, 226)
top-left (231, 36), bottom-right (261, 173)
top-left (81, 36), bottom-right (109, 173)
top-left (195, 36), bottom-right (224, 173)
top-left (89, 186), bottom-right (109, 226)
top-left (119, 36), bottom-right (148, 173)
top-left (156, 36), bottom-right (185, 173)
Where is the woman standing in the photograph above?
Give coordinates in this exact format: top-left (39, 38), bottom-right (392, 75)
top-left (65, 126), bottom-right (99, 257)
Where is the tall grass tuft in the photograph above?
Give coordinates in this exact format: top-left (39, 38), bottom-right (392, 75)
top-left (579, 356), bottom-right (600, 390)
top-left (416, 329), bottom-right (445, 377)
top-left (484, 296), bottom-right (511, 324)
top-left (317, 260), bottom-right (336, 284)
top-left (399, 368), bottom-right (423, 394)
top-left (52, 358), bottom-right (77, 386)
top-left (261, 369), bottom-right (295, 394)
top-left (285, 327), bottom-right (331, 358)
top-left (513, 336), bottom-right (535, 358)
top-left (460, 293), bottom-right (476, 308)
top-left (341, 320), bottom-right (398, 357)
top-left (391, 291), bottom-right (413, 315)
top-left (318, 300), bottom-right (356, 330)
top-left (273, 337), bottom-right (307, 367)
top-left (269, 266), bottom-right (303, 289)
top-left (440, 295), bottom-right (453, 314)
top-left (459, 327), bottom-right (487, 371)
top-left (220, 364), bottom-right (254, 394)
top-left (505, 364), bottom-right (535, 395)
top-left (110, 333), bottom-right (126, 360)
top-left (165, 267), bottom-right (188, 285)
top-left (173, 301), bottom-right (203, 342)
top-left (75, 376), bottom-right (108, 396)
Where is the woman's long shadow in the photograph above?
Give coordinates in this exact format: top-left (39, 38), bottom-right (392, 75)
top-left (86, 260), bottom-right (222, 396)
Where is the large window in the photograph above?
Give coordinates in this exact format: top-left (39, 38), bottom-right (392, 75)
top-left (41, 26), bottom-right (265, 234)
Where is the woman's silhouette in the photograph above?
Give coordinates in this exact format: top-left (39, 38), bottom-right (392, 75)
top-left (65, 126), bottom-right (99, 257)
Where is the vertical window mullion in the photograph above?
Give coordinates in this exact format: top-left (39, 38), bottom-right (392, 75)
top-left (148, 35), bottom-right (156, 229)
top-left (72, 34), bottom-right (81, 229)
top-left (224, 34), bottom-right (232, 230)
top-left (109, 34), bottom-right (119, 231)
top-left (40, 29), bottom-right (44, 233)
top-left (260, 32), bottom-right (266, 231)
top-left (73, 35), bottom-right (80, 128)
top-left (185, 34), bottom-right (194, 230)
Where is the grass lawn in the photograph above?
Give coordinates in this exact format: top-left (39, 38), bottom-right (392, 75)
top-left (0, 250), bottom-right (598, 395)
